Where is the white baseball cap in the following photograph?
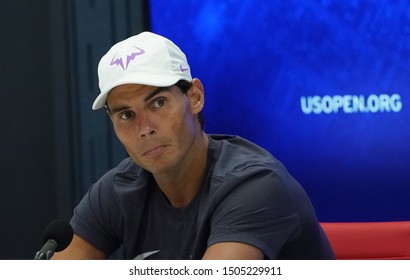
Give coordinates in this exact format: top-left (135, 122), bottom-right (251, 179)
top-left (92, 31), bottom-right (192, 110)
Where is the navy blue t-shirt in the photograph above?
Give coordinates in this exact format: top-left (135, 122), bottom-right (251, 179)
top-left (70, 135), bottom-right (335, 259)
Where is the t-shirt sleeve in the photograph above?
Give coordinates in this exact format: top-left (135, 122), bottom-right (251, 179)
top-left (70, 171), bottom-right (122, 257)
top-left (207, 166), bottom-right (301, 259)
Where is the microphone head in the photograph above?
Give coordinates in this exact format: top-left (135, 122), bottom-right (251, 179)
top-left (42, 219), bottom-right (74, 252)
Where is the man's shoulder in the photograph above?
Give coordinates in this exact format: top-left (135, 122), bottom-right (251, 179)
top-left (89, 158), bottom-right (151, 210)
top-left (209, 134), bottom-right (273, 157)
top-left (95, 157), bottom-right (146, 188)
top-left (208, 134), bottom-right (280, 175)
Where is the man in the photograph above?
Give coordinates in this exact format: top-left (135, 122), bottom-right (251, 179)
top-left (53, 31), bottom-right (335, 260)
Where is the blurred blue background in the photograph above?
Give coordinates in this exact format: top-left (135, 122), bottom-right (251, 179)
top-left (150, 0), bottom-right (410, 222)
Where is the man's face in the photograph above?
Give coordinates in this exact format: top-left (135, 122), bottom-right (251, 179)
top-left (106, 81), bottom-right (204, 176)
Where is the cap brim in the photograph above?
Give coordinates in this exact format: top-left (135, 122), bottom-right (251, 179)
top-left (92, 74), bottom-right (188, 110)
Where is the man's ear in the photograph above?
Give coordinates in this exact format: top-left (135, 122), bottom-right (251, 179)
top-left (106, 107), bottom-right (114, 121)
top-left (189, 78), bottom-right (205, 114)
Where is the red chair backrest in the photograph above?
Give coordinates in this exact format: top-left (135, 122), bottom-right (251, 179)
top-left (320, 221), bottom-right (410, 259)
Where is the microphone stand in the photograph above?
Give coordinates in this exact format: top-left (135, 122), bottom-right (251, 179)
top-left (33, 250), bottom-right (55, 260)
top-left (33, 239), bottom-right (57, 260)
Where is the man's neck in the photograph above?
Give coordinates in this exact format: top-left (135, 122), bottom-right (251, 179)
top-left (154, 132), bottom-right (209, 208)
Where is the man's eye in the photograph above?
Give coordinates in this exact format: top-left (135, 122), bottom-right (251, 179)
top-left (119, 111), bottom-right (134, 120)
top-left (153, 98), bottom-right (166, 108)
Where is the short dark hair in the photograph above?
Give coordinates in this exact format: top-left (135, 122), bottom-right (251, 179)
top-left (175, 80), bottom-right (205, 130)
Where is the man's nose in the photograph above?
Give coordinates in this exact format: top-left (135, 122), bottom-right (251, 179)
top-left (138, 113), bottom-right (156, 138)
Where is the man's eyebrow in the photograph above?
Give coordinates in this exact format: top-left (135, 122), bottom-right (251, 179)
top-left (108, 105), bottom-right (129, 115)
top-left (144, 86), bottom-right (169, 102)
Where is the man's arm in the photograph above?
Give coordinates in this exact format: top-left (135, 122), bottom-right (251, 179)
top-left (52, 234), bottom-right (106, 260)
top-left (202, 242), bottom-right (264, 260)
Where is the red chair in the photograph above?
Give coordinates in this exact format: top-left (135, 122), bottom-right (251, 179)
top-left (320, 221), bottom-right (410, 259)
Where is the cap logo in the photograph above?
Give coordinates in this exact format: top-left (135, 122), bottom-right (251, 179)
top-left (180, 64), bottom-right (189, 72)
top-left (109, 46), bottom-right (145, 70)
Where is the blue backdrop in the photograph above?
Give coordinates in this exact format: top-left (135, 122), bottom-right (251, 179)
top-left (149, 0), bottom-right (410, 222)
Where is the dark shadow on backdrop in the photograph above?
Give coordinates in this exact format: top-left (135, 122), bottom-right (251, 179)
top-left (0, 0), bottom-right (149, 259)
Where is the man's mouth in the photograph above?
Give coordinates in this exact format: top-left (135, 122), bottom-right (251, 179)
top-left (142, 145), bottom-right (168, 157)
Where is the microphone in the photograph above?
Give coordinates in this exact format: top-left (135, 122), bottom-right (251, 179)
top-left (34, 219), bottom-right (74, 260)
